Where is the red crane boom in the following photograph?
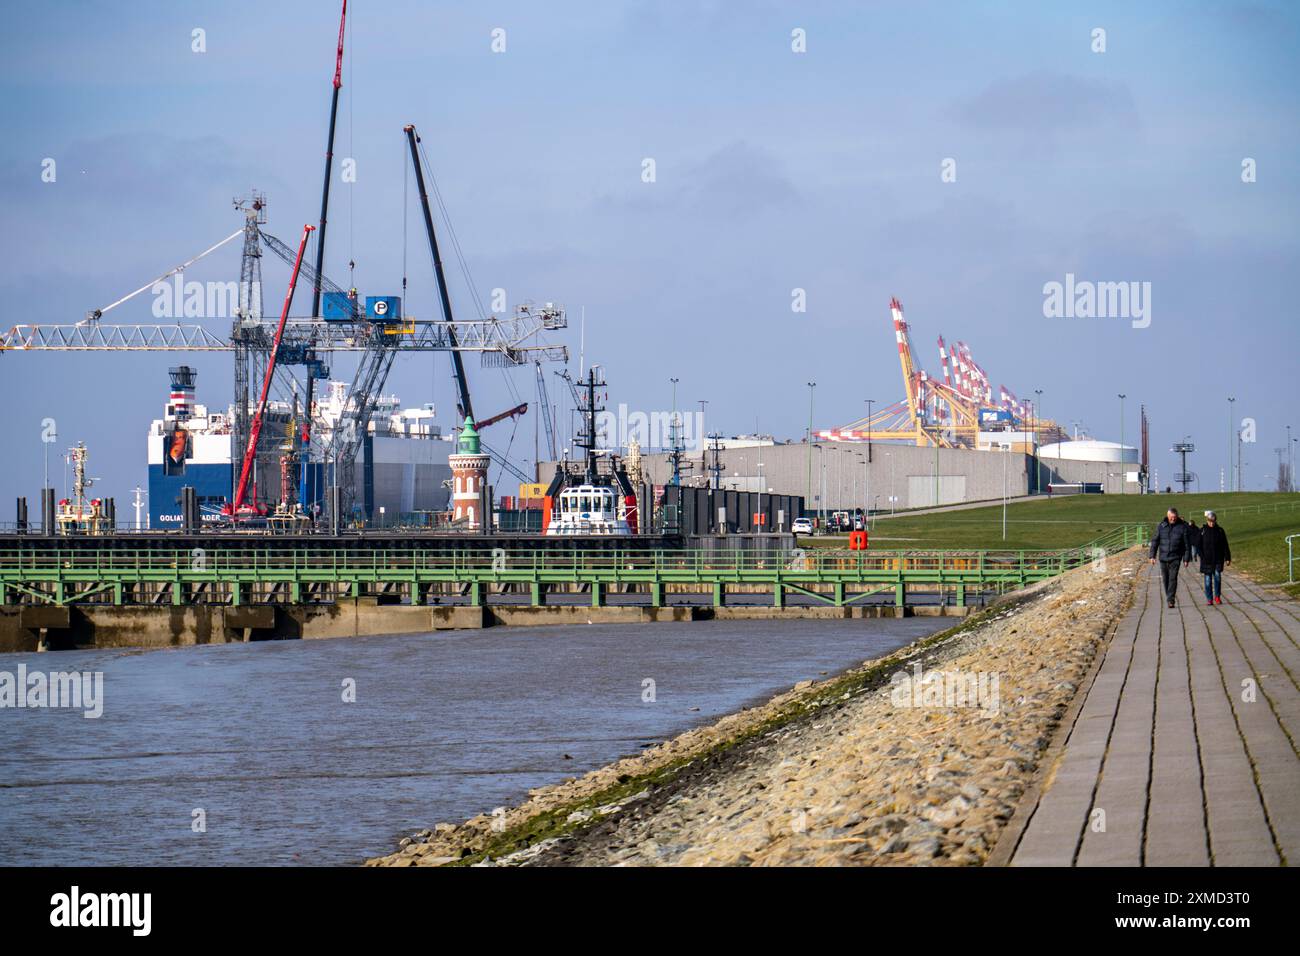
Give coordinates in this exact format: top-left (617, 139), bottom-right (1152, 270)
top-left (227, 223), bottom-right (314, 517)
top-left (476, 402), bottom-right (529, 430)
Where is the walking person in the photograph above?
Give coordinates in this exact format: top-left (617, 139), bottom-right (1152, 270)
top-left (1197, 510), bottom-right (1232, 605)
top-left (1186, 518), bottom-right (1201, 562)
top-left (1149, 507), bottom-right (1193, 608)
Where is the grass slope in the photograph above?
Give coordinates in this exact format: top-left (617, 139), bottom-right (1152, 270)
top-left (814, 492), bottom-right (1300, 594)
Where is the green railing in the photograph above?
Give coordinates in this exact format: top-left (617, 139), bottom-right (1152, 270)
top-left (0, 524), bottom-right (1148, 608)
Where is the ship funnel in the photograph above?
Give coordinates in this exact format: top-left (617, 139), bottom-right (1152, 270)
top-left (168, 366), bottom-right (197, 422)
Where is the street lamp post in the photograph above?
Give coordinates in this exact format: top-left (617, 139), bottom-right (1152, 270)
top-left (865, 398), bottom-right (874, 463)
top-left (1292, 435), bottom-right (1298, 493)
top-left (1034, 388), bottom-right (1043, 494)
top-left (1001, 442), bottom-right (1009, 540)
top-left (835, 445), bottom-right (843, 521)
top-left (1118, 393), bottom-right (1126, 495)
top-left (1290, 428), bottom-right (1297, 493)
top-left (1287, 424), bottom-right (1293, 491)
top-left (820, 450), bottom-right (827, 527)
top-left (1228, 397), bottom-right (1236, 493)
top-left (698, 399), bottom-right (708, 482)
top-left (806, 382), bottom-right (816, 514)
top-left (851, 452), bottom-right (858, 515)
top-left (863, 453), bottom-right (870, 529)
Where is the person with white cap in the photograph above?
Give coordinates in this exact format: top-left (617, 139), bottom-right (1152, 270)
top-left (1198, 511), bottom-right (1232, 605)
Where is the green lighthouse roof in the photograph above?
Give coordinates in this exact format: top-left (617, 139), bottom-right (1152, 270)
top-left (457, 416), bottom-right (481, 454)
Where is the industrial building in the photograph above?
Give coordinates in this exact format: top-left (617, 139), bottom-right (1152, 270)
top-left (540, 437), bottom-right (1142, 518)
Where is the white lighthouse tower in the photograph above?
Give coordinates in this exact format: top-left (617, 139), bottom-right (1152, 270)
top-left (450, 416), bottom-right (490, 529)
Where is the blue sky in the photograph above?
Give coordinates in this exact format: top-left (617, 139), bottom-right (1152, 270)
top-left (2, 0), bottom-right (1298, 506)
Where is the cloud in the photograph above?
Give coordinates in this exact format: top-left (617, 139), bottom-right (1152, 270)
top-left (596, 140), bottom-right (801, 221)
top-left (951, 70), bottom-right (1137, 134)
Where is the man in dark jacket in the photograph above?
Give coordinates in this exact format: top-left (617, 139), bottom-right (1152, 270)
top-left (1197, 511), bottom-right (1232, 605)
top-left (1149, 508), bottom-right (1193, 607)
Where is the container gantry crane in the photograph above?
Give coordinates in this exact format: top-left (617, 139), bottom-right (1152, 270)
top-left (816, 298), bottom-right (1061, 448)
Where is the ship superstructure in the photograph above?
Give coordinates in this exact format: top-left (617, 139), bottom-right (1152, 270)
top-left (147, 368), bottom-right (453, 528)
top-left (544, 367), bottom-right (634, 536)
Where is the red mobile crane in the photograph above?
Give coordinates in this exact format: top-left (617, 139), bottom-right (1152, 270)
top-left (223, 223), bottom-right (315, 520)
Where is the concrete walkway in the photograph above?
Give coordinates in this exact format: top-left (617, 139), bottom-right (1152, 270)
top-left (999, 564), bottom-right (1300, 866)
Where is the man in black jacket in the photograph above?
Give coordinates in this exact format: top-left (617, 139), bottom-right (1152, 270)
top-left (1197, 510), bottom-right (1232, 605)
top-left (1149, 508), bottom-right (1193, 607)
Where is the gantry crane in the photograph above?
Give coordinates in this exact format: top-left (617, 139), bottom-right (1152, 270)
top-left (817, 298), bottom-right (1062, 448)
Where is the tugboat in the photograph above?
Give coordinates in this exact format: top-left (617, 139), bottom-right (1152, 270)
top-left (56, 442), bottom-right (110, 535)
top-left (544, 367), bottom-right (635, 536)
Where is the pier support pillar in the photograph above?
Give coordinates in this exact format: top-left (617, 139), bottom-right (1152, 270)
top-left (895, 582), bottom-right (907, 608)
top-left (468, 581), bottom-right (482, 607)
top-left (290, 581), bottom-right (301, 604)
top-left (591, 581), bottom-right (603, 607)
top-left (956, 584), bottom-right (966, 606)
top-left (833, 582), bottom-right (845, 607)
top-left (231, 582), bottom-right (243, 607)
top-left (773, 580), bottom-right (784, 608)
top-left (530, 581), bottom-right (542, 606)
top-left (712, 581), bottom-right (724, 607)
top-left (172, 581), bottom-right (183, 606)
top-left (113, 582), bottom-right (123, 606)
top-left (649, 580), bottom-right (662, 607)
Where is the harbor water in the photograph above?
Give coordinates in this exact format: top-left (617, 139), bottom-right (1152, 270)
top-left (0, 617), bottom-right (945, 866)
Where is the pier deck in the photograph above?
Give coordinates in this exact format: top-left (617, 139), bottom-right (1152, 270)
top-left (1000, 566), bottom-right (1300, 866)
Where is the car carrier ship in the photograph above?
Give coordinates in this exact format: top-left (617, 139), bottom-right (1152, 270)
top-left (146, 366), bottom-right (454, 528)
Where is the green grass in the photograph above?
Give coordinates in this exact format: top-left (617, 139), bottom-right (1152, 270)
top-left (810, 492), bottom-right (1300, 595)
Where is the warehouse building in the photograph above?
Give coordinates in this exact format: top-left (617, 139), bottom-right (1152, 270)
top-left (541, 437), bottom-right (1141, 517)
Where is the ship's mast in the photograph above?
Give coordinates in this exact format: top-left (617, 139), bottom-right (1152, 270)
top-left (573, 366), bottom-right (605, 484)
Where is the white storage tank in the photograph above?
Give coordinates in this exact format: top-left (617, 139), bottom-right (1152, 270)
top-left (1037, 439), bottom-right (1139, 464)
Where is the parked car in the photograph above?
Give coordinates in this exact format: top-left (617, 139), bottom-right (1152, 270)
top-left (792, 517), bottom-right (813, 535)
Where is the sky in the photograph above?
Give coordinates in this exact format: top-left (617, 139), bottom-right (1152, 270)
top-left (2, 0), bottom-right (1298, 509)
